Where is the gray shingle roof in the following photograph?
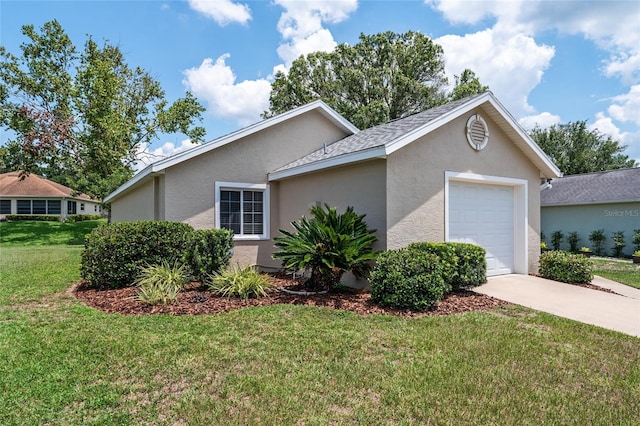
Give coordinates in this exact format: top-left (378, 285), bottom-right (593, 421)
top-left (541, 167), bottom-right (640, 205)
top-left (272, 94), bottom-right (484, 173)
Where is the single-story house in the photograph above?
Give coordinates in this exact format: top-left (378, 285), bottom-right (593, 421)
top-left (106, 92), bottom-right (561, 279)
top-left (0, 171), bottom-right (102, 220)
top-left (541, 167), bottom-right (640, 256)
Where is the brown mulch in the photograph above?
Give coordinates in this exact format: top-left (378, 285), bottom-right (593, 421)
top-left (72, 274), bottom-right (509, 318)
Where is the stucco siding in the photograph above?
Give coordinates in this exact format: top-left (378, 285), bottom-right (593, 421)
top-left (542, 202), bottom-right (640, 256)
top-left (386, 107), bottom-right (542, 272)
top-left (110, 178), bottom-right (155, 222)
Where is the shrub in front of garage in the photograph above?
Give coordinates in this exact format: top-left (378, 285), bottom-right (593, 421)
top-left (539, 250), bottom-right (593, 284)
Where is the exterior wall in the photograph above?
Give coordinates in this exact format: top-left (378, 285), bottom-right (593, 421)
top-left (110, 178), bottom-right (155, 222)
top-left (542, 202), bottom-right (640, 256)
top-left (386, 107), bottom-right (543, 273)
top-left (161, 110), bottom-right (351, 266)
top-left (0, 196), bottom-right (102, 219)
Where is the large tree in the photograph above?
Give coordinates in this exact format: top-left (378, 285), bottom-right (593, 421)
top-left (530, 121), bottom-right (636, 175)
top-left (264, 31), bottom-right (487, 130)
top-left (0, 20), bottom-right (206, 200)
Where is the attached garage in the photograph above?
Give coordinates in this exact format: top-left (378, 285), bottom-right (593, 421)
top-left (446, 172), bottom-right (529, 276)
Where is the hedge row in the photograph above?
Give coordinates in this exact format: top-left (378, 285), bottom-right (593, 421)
top-left (4, 214), bottom-right (61, 222)
top-left (539, 250), bottom-right (593, 284)
top-left (81, 221), bottom-right (234, 288)
top-left (370, 242), bottom-right (486, 311)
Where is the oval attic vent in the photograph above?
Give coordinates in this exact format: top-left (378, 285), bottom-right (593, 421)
top-left (466, 114), bottom-right (489, 151)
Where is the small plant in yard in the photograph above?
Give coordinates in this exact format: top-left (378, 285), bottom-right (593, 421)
top-left (633, 229), bottom-right (640, 252)
top-left (550, 230), bottom-right (564, 251)
top-left (539, 250), bottom-right (593, 284)
top-left (589, 229), bottom-right (606, 256)
top-left (183, 228), bottom-right (234, 282)
top-left (135, 261), bottom-right (189, 305)
top-left (540, 241), bottom-right (547, 250)
top-left (370, 248), bottom-right (448, 311)
top-left (273, 204), bottom-right (378, 291)
top-left (611, 231), bottom-right (626, 258)
top-left (207, 264), bottom-right (273, 299)
top-left (580, 247), bottom-right (591, 253)
top-left (567, 231), bottom-right (580, 253)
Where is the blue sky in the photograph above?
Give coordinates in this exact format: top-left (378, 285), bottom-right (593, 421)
top-left (2, 0), bottom-right (639, 169)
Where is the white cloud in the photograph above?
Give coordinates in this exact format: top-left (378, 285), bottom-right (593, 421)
top-left (135, 139), bottom-right (199, 171)
top-left (274, 0), bottom-right (358, 68)
top-left (188, 0), bottom-right (251, 26)
top-left (436, 28), bottom-right (555, 117)
top-left (607, 85), bottom-right (640, 126)
top-left (519, 112), bottom-right (561, 130)
top-left (589, 112), bottom-right (627, 142)
top-left (183, 55), bottom-right (272, 125)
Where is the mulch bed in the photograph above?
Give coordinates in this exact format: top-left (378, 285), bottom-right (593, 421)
top-left (72, 274), bottom-right (509, 318)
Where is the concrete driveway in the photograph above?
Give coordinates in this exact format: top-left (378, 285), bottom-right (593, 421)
top-left (474, 274), bottom-right (640, 337)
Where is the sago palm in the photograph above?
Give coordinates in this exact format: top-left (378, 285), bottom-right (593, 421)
top-left (273, 204), bottom-right (378, 291)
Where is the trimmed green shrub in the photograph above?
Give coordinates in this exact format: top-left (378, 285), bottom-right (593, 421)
top-left (66, 214), bottom-right (103, 222)
top-left (184, 228), bottom-right (234, 282)
top-left (551, 230), bottom-right (564, 251)
top-left (408, 242), bottom-right (458, 286)
top-left (370, 248), bottom-right (447, 311)
top-left (633, 229), bottom-right (640, 252)
top-left (207, 264), bottom-right (273, 299)
top-left (135, 261), bottom-right (188, 305)
top-left (612, 231), bottom-right (626, 258)
top-left (567, 231), bottom-right (580, 253)
top-left (589, 229), bottom-right (606, 256)
top-left (81, 221), bottom-right (194, 288)
top-left (539, 250), bottom-right (593, 284)
top-left (446, 242), bottom-right (487, 288)
top-left (5, 214), bottom-right (60, 222)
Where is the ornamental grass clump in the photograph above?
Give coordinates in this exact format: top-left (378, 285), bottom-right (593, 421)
top-left (273, 204), bottom-right (378, 291)
top-left (135, 261), bottom-right (189, 305)
top-left (207, 264), bottom-right (273, 299)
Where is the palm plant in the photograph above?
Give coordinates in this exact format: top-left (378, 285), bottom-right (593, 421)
top-left (273, 204), bottom-right (378, 291)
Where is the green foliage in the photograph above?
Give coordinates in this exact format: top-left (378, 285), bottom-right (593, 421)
top-left (589, 229), bottom-right (606, 256)
top-left (632, 229), bottom-right (640, 252)
top-left (446, 242), bottom-right (487, 288)
top-left (567, 231), bottom-right (580, 253)
top-left (183, 228), bottom-right (234, 282)
top-left (265, 31), bottom-right (487, 130)
top-left (135, 261), bottom-right (188, 305)
top-left (81, 221), bottom-right (194, 288)
top-left (530, 121), bottom-right (636, 175)
top-left (407, 242), bottom-right (486, 290)
top-left (0, 20), bottom-right (205, 200)
top-left (551, 230), bottom-right (564, 251)
top-left (539, 251), bottom-right (593, 284)
top-left (65, 214), bottom-right (103, 222)
top-left (611, 231), bottom-right (626, 258)
top-left (273, 204), bottom-right (378, 291)
top-left (370, 248), bottom-right (447, 311)
top-left (5, 214), bottom-right (60, 222)
top-left (207, 264), bottom-right (273, 299)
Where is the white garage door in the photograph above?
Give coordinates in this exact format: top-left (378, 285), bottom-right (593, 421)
top-left (449, 181), bottom-right (514, 276)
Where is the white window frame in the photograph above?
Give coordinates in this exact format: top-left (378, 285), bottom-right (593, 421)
top-left (215, 182), bottom-right (270, 241)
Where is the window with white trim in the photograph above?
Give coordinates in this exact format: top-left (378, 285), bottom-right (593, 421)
top-left (0, 200), bottom-right (11, 214)
top-left (215, 182), bottom-right (269, 240)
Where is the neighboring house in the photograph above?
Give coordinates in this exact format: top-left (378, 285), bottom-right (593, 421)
top-left (106, 92), bottom-right (561, 279)
top-left (541, 168), bottom-right (640, 256)
top-left (0, 171), bottom-right (102, 220)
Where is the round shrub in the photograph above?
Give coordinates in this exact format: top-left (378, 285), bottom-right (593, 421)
top-left (183, 228), bottom-right (234, 282)
top-left (408, 242), bottom-right (458, 287)
top-left (446, 242), bottom-right (487, 288)
top-left (539, 250), bottom-right (593, 284)
top-left (370, 248), bottom-right (448, 311)
top-left (81, 221), bottom-right (194, 288)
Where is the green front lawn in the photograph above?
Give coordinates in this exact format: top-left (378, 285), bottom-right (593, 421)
top-left (0, 245), bottom-right (639, 425)
top-left (0, 219), bottom-right (106, 247)
top-left (591, 257), bottom-right (640, 289)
